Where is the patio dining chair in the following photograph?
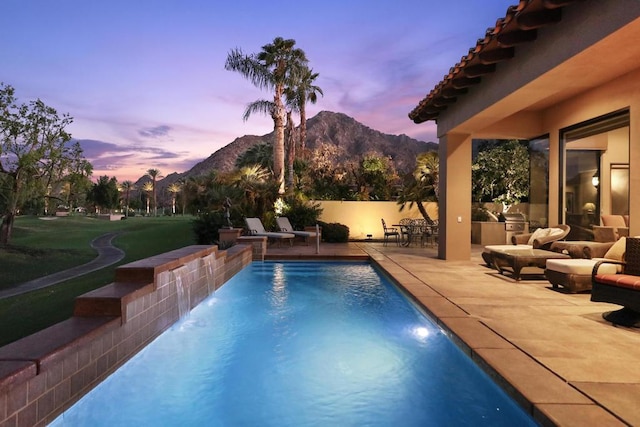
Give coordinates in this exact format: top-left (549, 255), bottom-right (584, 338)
top-left (381, 218), bottom-right (400, 246)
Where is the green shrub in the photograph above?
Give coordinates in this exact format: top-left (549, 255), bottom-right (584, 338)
top-left (192, 212), bottom-right (226, 244)
top-left (283, 199), bottom-right (322, 229)
top-left (318, 221), bottom-right (349, 242)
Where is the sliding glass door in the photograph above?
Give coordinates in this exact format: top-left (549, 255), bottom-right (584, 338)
top-left (560, 111), bottom-right (629, 240)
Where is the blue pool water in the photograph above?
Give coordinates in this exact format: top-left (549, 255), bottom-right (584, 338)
top-left (51, 262), bottom-right (537, 426)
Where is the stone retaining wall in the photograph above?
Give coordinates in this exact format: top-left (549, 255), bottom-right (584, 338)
top-left (0, 243), bottom-right (254, 426)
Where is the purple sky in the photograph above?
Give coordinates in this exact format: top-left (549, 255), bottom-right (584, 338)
top-left (2, 0), bottom-right (515, 181)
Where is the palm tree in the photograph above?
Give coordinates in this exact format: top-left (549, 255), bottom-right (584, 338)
top-left (235, 142), bottom-right (273, 171)
top-left (142, 181), bottom-right (153, 215)
top-left (415, 151), bottom-right (439, 201)
top-left (167, 182), bottom-right (181, 215)
top-left (225, 37), bottom-right (308, 194)
top-left (119, 180), bottom-right (134, 217)
top-left (397, 151), bottom-right (439, 224)
top-left (287, 66), bottom-right (323, 158)
top-left (285, 110), bottom-right (297, 191)
top-left (146, 168), bottom-right (162, 216)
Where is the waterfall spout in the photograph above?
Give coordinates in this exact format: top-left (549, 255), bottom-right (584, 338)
top-left (201, 254), bottom-right (216, 295)
top-left (171, 266), bottom-right (191, 319)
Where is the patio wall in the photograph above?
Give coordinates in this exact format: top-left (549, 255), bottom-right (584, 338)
top-left (316, 200), bottom-right (438, 240)
top-left (0, 243), bottom-right (254, 426)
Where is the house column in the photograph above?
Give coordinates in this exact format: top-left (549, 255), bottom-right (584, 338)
top-left (630, 100), bottom-right (640, 237)
top-left (438, 132), bottom-right (472, 260)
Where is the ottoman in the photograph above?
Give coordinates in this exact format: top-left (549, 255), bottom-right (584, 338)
top-left (545, 258), bottom-right (619, 293)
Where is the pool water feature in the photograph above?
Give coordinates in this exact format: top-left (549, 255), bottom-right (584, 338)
top-left (50, 262), bottom-right (537, 426)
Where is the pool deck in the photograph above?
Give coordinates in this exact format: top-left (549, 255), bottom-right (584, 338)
top-left (266, 242), bottom-right (639, 426)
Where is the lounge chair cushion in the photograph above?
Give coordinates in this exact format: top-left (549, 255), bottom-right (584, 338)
top-left (604, 237), bottom-right (627, 261)
top-left (276, 217), bottom-right (318, 238)
top-left (594, 274), bottom-right (640, 291)
top-left (546, 258), bottom-right (619, 275)
top-left (527, 227), bottom-right (564, 245)
top-left (484, 244), bottom-right (532, 252)
top-left (245, 218), bottom-right (295, 239)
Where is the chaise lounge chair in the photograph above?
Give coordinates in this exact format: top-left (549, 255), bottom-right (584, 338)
top-left (481, 224), bottom-right (570, 266)
top-left (245, 217), bottom-right (295, 246)
top-left (276, 217), bottom-right (319, 245)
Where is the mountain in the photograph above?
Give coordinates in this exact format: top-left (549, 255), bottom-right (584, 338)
top-left (143, 111), bottom-right (437, 191)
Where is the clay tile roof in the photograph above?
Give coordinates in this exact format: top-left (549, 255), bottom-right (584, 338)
top-left (409, 0), bottom-right (582, 124)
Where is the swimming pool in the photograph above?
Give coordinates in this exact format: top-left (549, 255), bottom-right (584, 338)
top-left (50, 261), bottom-right (537, 426)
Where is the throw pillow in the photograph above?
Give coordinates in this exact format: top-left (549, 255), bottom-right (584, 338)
top-left (527, 228), bottom-right (550, 246)
top-left (604, 237), bottom-right (627, 261)
top-left (547, 227), bottom-right (565, 237)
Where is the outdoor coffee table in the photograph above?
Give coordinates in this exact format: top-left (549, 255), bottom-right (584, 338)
top-left (490, 248), bottom-right (570, 281)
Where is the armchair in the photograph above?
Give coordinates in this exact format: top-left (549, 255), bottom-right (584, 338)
top-left (591, 237), bottom-right (640, 327)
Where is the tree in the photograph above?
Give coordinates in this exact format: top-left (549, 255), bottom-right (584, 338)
top-left (142, 181), bottom-right (153, 215)
top-left (286, 66), bottom-right (322, 158)
top-left (397, 151), bottom-right (439, 223)
top-left (119, 180), bottom-right (134, 217)
top-left (352, 154), bottom-right (398, 201)
top-left (285, 110), bottom-right (296, 191)
top-left (146, 168), bottom-right (162, 216)
top-left (235, 142), bottom-right (273, 171)
top-left (61, 146), bottom-right (93, 214)
top-left (225, 36), bottom-right (308, 194)
top-left (472, 140), bottom-right (529, 212)
top-left (167, 182), bottom-right (181, 215)
top-left (87, 176), bottom-right (119, 213)
top-left (0, 83), bottom-right (83, 245)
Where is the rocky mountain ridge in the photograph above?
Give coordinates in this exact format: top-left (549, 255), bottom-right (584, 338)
top-left (137, 111), bottom-right (437, 190)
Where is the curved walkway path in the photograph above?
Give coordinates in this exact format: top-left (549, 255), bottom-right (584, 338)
top-left (0, 232), bottom-right (125, 299)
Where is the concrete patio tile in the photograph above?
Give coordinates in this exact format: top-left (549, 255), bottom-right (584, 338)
top-left (437, 317), bottom-right (515, 350)
top-left (415, 296), bottom-right (469, 318)
top-left (534, 404), bottom-right (625, 427)
top-left (474, 348), bottom-right (592, 406)
top-left (539, 354), bottom-right (640, 383)
top-left (570, 382), bottom-right (640, 426)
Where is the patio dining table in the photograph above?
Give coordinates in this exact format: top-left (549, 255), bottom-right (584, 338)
top-left (395, 219), bottom-right (438, 247)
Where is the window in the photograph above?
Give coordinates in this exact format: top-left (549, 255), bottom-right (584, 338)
top-left (560, 110), bottom-right (629, 240)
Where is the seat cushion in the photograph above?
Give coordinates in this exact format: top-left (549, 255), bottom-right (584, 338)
top-left (594, 274), bottom-right (640, 291)
top-left (604, 237), bottom-right (627, 261)
top-left (484, 244), bottom-right (532, 253)
top-left (545, 258), bottom-right (619, 275)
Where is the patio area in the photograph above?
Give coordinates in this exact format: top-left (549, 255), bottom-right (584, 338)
top-left (266, 242), bottom-right (639, 426)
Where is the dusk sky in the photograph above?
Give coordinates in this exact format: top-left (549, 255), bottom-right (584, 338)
top-left (2, 1), bottom-right (515, 181)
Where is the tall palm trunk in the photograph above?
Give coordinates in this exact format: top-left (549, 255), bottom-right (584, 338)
top-left (273, 92), bottom-right (286, 194)
top-left (285, 111), bottom-right (296, 191)
top-left (299, 104), bottom-right (307, 159)
top-left (417, 201), bottom-right (434, 224)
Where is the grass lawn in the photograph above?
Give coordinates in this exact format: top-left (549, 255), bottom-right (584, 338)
top-left (0, 215), bottom-right (199, 347)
